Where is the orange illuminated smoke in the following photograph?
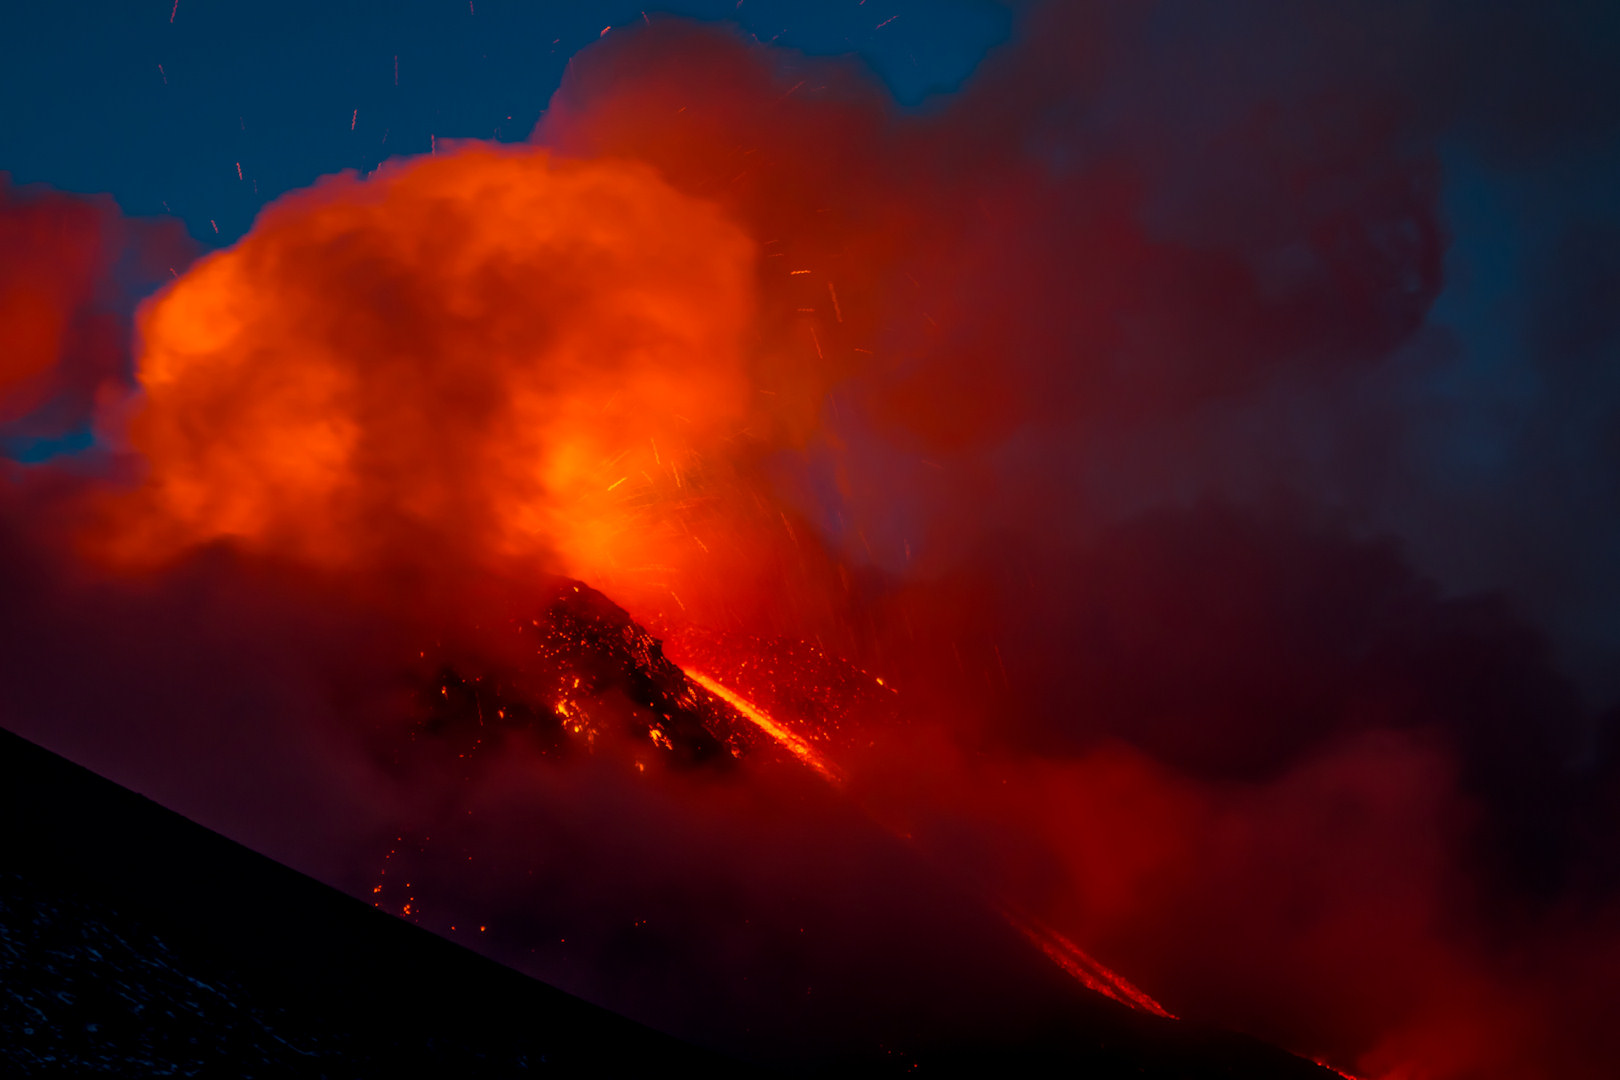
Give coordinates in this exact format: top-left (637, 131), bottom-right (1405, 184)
top-left (106, 144), bottom-right (758, 603)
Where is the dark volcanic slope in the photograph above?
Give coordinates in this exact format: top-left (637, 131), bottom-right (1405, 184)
top-left (0, 724), bottom-right (753, 1078)
top-left (2, 695), bottom-right (1337, 1079)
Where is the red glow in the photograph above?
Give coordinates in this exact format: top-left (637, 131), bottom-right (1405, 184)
top-left (1000, 906), bottom-right (1174, 1019)
top-left (0, 182), bottom-right (127, 425)
top-left (0, 15), bottom-right (1607, 1080)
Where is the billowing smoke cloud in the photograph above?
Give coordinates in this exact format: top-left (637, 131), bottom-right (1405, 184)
top-left (3, 3), bottom-right (1618, 1078)
top-left (98, 148), bottom-right (758, 592)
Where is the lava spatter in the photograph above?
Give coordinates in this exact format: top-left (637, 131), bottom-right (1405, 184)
top-left (402, 581), bottom-right (754, 771)
top-left (391, 577), bottom-right (1181, 1024)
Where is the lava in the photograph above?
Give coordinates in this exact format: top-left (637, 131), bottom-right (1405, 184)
top-left (386, 581), bottom-right (1178, 1021)
top-left (684, 669), bottom-right (842, 784)
top-left (666, 640), bottom-right (1176, 1020)
top-left (999, 906), bottom-right (1174, 1019)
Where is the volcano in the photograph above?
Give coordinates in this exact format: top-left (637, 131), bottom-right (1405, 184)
top-left (346, 580), bottom-right (1346, 1077)
top-left (398, 579), bottom-right (866, 781)
top-left (0, 575), bottom-right (1344, 1077)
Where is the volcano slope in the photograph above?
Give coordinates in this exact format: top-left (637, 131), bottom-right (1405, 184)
top-left (0, 724), bottom-right (1336, 1079)
top-left (0, 723), bottom-right (753, 1077)
top-left (0, 577), bottom-right (1336, 1078)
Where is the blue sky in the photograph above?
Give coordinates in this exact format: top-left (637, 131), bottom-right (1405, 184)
top-left (2, 1), bottom-right (1010, 244)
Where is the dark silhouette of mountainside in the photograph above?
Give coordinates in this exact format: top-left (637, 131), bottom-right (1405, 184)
top-left (0, 723), bottom-right (752, 1078)
top-left (1, 710), bottom-right (1339, 1078)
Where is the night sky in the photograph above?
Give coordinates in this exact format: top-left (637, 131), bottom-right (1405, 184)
top-left (4, 3), bottom-right (1620, 1078)
top-left (3, 1), bottom-right (1010, 238)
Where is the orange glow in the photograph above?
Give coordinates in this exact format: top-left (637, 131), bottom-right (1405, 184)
top-left (102, 144), bottom-right (759, 608)
top-left (685, 669), bottom-right (843, 784)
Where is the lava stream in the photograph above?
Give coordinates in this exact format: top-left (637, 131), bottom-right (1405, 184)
top-left (680, 663), bottom-right (1178, 1020)
top-left (999, 906), bottom-right (1175, 1018)
top-left (684, 669), bottom-right (843, 784)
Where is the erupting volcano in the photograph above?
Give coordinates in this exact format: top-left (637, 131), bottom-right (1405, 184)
top-left (5, 5), bottom-right (1620, 1078)
top-left (390, 575), bottom-right (1171, 1016)
top-left (16, 130), bottom-right (1329, 1072)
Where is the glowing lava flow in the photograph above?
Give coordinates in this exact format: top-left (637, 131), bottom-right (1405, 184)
top-left (680, 663), bottom-right (1183, 1021)
top-left (685, 669), bottom-right (844, 784)
top-left (999, 907), bottom-right (1175, 1018)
